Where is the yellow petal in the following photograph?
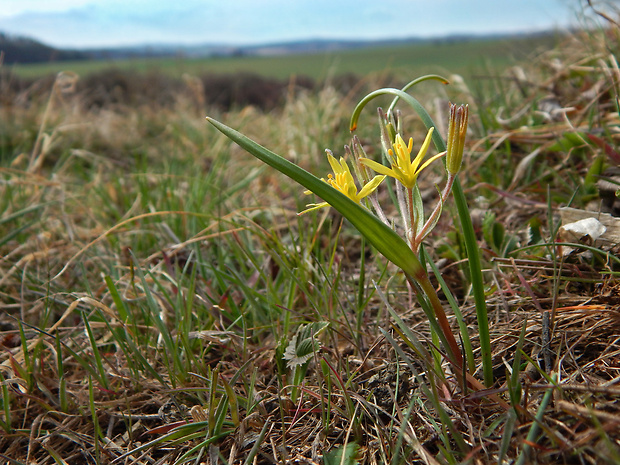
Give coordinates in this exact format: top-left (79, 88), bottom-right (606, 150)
top-left (298, 202), bottom-right (329, 215)
top-left (326, 151), bottom-right (341, 174)
top-left (418, 128), bottom-right (435, 158)
top-left (417, 151), bottom-right (446, 173)
top-left (358, 175), bottom-right (386, 199)
top-left (410, 127), bottom-right (435, 172)
top-left (393, 134), bottom-right (410, 166)
top-left (359, 158), bottom-right (396, 178)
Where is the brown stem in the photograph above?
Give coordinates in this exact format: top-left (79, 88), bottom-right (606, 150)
top-left (406, 272), bottom-right (463, 372)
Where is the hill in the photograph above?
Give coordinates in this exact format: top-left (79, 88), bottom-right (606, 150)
top-left (0, 32), bottom-right (89, 64)
top-left (1, 29), bottom-right (562, 65)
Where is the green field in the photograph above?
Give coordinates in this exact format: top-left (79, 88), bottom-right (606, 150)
top-left (10, 33), bottom-right (561, 80)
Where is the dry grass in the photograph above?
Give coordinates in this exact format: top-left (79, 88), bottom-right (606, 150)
top-left (1, 17), bottom-right (620, 465)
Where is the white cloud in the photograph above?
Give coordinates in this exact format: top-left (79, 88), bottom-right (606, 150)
top-left (0, 0), bottom-right (578, 48)
top-left (0, 0), bottom-right (94, 17)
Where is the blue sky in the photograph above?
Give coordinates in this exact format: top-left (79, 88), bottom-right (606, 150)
top-left (0, 0), bottom-right (584, 49)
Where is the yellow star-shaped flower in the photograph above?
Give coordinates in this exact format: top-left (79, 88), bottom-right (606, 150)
top-left (360, 128), bottom-right (445, 189)
top-left (300, 151), bottom-right (385, 214)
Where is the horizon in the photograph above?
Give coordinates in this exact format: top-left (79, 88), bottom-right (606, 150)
top-left (3, 29), bottom-right (567, 53)
top-left (0, 0), bottom-right (586, 50)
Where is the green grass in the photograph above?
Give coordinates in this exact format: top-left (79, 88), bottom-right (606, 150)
top-left (10, 33), bottom-right (562, 81)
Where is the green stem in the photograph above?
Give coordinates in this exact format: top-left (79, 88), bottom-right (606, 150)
top-left (407, 187), bottom-right (416, 250)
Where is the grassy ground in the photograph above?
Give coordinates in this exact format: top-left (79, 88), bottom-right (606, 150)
top-left (1, 19), bottom-right (620, 465)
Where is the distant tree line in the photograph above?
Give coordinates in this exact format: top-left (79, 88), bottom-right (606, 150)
top-left (0, 32), bottom-right (89, 64)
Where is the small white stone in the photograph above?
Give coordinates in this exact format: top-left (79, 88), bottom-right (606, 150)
top-left (561, 217), bottom-right (607, 241)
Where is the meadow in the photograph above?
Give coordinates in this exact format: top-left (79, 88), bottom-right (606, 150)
top-left (1, 20), bottom-right (619, 465)
top-left (10, 33), bottom-right (560, 82)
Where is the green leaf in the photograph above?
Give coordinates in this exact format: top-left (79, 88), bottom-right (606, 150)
top-left (547, 132), bottom-right (586, 152)
top-left (283, 321), bottom-right (329, 369)
top-left (323, 442), bottom-right (359, 465)
top-left (207, 117), bottom-right (424, 279)
top-left (350, 88), bottom-right (446, 152)
top-left (411, 184), bottom-right (425, 238)
top-left (527, 217), bottom-right (543, 245)
top-left (482, 211), bottom-right (505, 253)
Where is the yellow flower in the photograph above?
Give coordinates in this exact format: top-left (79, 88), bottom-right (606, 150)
top-left (300, 151), bottom-right (385, 214)
top-left (360, 127), bottom-right (445, 189)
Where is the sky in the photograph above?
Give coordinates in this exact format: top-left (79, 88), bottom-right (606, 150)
top-left (0, 0), bottom-right (585, 49)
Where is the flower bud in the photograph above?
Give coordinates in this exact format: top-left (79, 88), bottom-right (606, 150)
top-left (446, 103), bottom-right (469, 176)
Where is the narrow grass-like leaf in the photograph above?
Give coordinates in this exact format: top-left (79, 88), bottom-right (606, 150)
top-left (41, 442), bottom-right (69, 465)
top-left (514, 241), bottom-right (620, 267)
top-left (0, 371), bottom-right (11, 432)
top-left (381, 329), bottom-right (468, 455)
top-left (221, 377), bottom-right (239, 426)
top-left (319, 359), bottom-right (333, 434)
top-left (0, 220), bottom-right (37, 248)
top-left (115, 421), bottom-right (213, 462)
top-left (0, 203), bottom-right (48, 246)
top-left (0, 202), bottom-right (48, 226)
top-left (321, 357), bottom-right (356, 420)
top-left (518, 350), bottom-right (557, 386)
top-left (374, 283), bottom-right (432, 366)
top-left (350, 88), bottom-right (440, 136)
top-left (59, 376), bottom-right (68, 413)
top-left (82, 312), bottom-right (109, 391)
top-left (54, 334), bottom-right (69, 413)
top-left (589, 410), bottom-right (620, 463)
top-left (508, 319), bottom-right (528, 407)
top-left (422, 246), bottom-right (475, 375)
top-left (16, 322), bottom-right (33, 390)
top-left (498, 409), bottom-right (517, 465)
top-left (515, 374), bottom-right (557, 465)
top-left (105, 276), bottom-right (129, 322)
top-left (54, 333), bottom-right (63, 379)
top-left (356, 235), bottom-right (367, 341)
top-left (174, 432), bottom-right (231, 465)
top-left (128, 250), bottom-right (185, 383)
top-left (87, 375), bottom-right (102, 463)
top-left (207, 367), bottom-right (219, 437)
top-left (453, 187), bottom-right (492, 387)
top-left (386, 75), bottom-right (450, 115)
top-left (10, 315), bottom-right (110, 391)
top-left (243, 420), bottom-right (270, 465)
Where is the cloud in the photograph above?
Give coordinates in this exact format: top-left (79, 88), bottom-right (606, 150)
top-left (0, 0), bottom-right (576, 48)
top-left (0, 0), bottom-right (94, 17)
